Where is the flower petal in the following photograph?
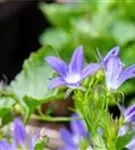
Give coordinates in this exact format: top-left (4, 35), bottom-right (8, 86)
top-left (70, 114), bottom-right (88, 138)
top-left (58, 146), bottom-right (77, 150)
top-left (45, 56), bottom-right (68, 77)
top-left (124, 104), bottom-right (135, 123)
top-left (48, 77), bottom-right (65, 89)
top-left (118, 125), bottom-right (129, 137)
top-left (13, 118), bottom-right (26, 147)
top-left (69, 46), bottom-right (84, 74)
top-left (103, 46), bottom-right (120, 62)
top-left (0, 140), bottom-right (13, 150)
top-left (29, 130), bottom-right (40, 150)
top-left (81, 63), bottom-right (101, 80)
top-left (118, 64), bottom-right (135, 86)
top-left (126, 136), bottom-right (135, 150)
top-left (60, 128), bottom-right (76, 148)
top-left (104, 56), bottom-right (123, 90)
top-left (118, 104), bottom-right (126, 115)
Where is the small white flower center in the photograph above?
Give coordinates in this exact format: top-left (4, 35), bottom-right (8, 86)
top-left (65, 74), bottom-right (81, 84)
top-left (106, 79), bottom-right (120, 91)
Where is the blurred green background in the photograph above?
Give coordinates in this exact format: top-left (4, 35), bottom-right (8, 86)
top-left (39, 0), bottom-right (135, 104)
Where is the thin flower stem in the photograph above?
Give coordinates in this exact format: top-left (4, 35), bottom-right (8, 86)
top-left (32, 114), bottom-right (76, 122)
top-left (37, 107), bottom-right (44, 116)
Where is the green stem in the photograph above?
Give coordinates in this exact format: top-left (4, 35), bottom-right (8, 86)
top-left (105, 97), bottom-right (109, 111)
top-left (32, 114), bottom-right (75, 122)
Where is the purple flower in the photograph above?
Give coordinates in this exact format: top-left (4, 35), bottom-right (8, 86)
top-left (98, 46), bottom-right (135, 91)
top-left (0, 118), bottom-right (39, 150)
top-left (118, 104), bottom-right (135, 137)
top-left (117, 105), bottom-right (135, 149)
top-left (120, 104), bottom-right (135, 124)
top-left (118, 104), bottom-right (135, 146)
top-left (59, 114), bottom-right (90, 150)
top-left (45, 46), bottom-right (101, 89)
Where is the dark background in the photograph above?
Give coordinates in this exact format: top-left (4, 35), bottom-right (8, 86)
top-left (0, 1), bottom-right (52, 82)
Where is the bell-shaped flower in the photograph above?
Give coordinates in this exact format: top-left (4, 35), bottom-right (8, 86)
top-left (98, 46), bottom-right (135, 91)
top-left (0, 118), bottom-right (39, 150)
top-left (59, 113), bottom-right (91, 150)
top-left (45, 46), bottom-right (101, 89)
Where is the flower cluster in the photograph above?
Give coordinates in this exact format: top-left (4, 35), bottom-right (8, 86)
top-left (46, 45), bottom-right (135, 150)
top-left (0, 118), bottom-right (39, 150)
top-left (46, 46), bottom-right (135, 92)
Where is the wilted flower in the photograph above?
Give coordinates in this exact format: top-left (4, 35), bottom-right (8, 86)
top-left (0, 118), bottom-right (39, 150)
top-left (59, 114), bottom-right (91, 150)
top-left (45, 46), bottom-right (101, 89)
top-left (98, 46), bottom-right (135, 91)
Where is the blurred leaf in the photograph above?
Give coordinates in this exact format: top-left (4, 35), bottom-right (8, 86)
top-left (2, 112), bottom-right (13, 126)
top-left (34, 141), bottom-right (45, 150)
top-left (39, 28), bottom-right (70, 51)
top-left (111, 21), bottom-right (135, 45)
top-left (0, 96), bottom-right (15, 118)
top-left (0, 108), bottom-right (10, 118)
top-left (7, 46), bottom-right (63, 123)
top-left (39, 2), bottom-right (92, 29)
top-left (121, 44), bottom-right (135, 65)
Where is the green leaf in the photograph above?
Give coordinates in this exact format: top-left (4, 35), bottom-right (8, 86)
top-left (111, 21), bottom-right (135, 46)
top-left (39, 29), bottom-right (70, 51)
top-left (7, 46), bottom-right (63, 123)
top-left (34, 141), bottom-right (45, 150)
top-left (2, 112), bottom-right (13, 125)
top-left (23, 93), bottom-right (63, 112)
top-left (0, 96), bottom-right (15, 119)
top-left (39, 2), bottom-right (91, 29)
top-left (8, 46), bottom-right (55, 99)
top-left (0, 108), bottom-right (10, 118)
top-left (115, 131), bottom-right (134, 150)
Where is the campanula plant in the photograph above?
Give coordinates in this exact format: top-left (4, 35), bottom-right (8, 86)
top-left (45, 45), bottom-right (135, 150)
top-left (1, 43), bottom-right (135, 150)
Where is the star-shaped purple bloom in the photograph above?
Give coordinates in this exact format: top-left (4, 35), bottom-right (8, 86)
top-left (45, 46), bottom-right (101, 89)
top-left (59, 113), bottom-right (91, 150)
top-left (0, 118), bottom-right (39, 150)
top-left (98, 46), bottom-right (135, 91)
